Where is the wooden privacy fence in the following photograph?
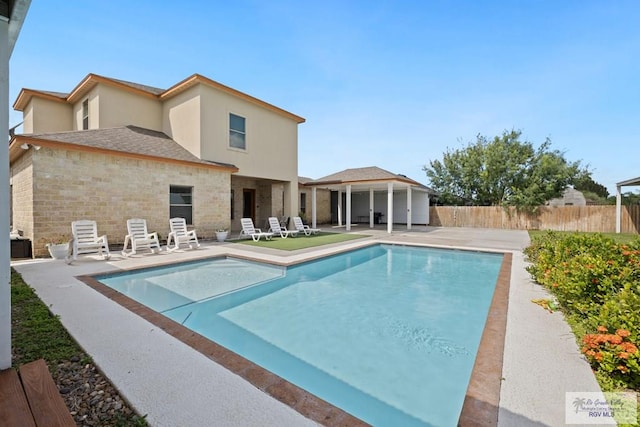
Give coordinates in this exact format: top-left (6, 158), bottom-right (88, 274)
top-left (429, 205), bottom-right (640, 233)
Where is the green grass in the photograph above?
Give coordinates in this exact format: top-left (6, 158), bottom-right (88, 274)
top-left (234, 231), bottom-right (370, 250)
top-left (528, 229), bottom-right (639, 245)
top-left (11, 269), bottom-right (79, 368)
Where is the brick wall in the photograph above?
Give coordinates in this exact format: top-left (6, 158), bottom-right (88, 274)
top-left (298, 187), bottom-right (331, 224)
top-left (14, 147), bottom-right (230, 257)
top-left (10, 150), bottom-right (34, 238)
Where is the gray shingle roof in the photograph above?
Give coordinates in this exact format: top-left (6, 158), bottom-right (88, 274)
top-left (38, 90), bottom-right (69, 99)
top-left (313, 166), bottom-right (431, 190)
top-left (26, 125), bottom-right (236, 169)
top-left (103, 76), bottom-right (165, 95)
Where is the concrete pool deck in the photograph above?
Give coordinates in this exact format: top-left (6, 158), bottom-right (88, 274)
top-left (10, 226), bottom-right (603, 426)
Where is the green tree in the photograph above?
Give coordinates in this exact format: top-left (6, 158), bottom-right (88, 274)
top-left (572, 170), bottom-right (610, 199)
top-left (424, 130), bottom-right (583, 212)
top-left (607, 191), bottom-right (640, 205)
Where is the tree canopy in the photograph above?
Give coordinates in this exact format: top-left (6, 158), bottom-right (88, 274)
top-left (424, 130), bottom-right (584, 211)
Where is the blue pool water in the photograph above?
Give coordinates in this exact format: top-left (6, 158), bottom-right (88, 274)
top-left (99, 244), bottom-right (503, 426)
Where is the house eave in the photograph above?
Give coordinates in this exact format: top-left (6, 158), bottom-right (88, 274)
top-left (160, 74), bottom-right (306, 124)
top-left (9, 135), bottom-right (239, 173)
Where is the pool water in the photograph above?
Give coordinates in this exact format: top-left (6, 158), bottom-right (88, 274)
top-left (99, 244), bottom-right (503, 426)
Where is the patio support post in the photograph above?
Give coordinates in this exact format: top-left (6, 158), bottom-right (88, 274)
top-left (369, 188), bottom-right (374, 228)
top-left (406, 186), bottom-right (412, 230)
top-left (337, 190), bottom-right (342, 226)
top-left (0, 16), bottom-right (10, 370)
top-left (387, 182), bottom-right (393, 233)
top-left (616, 185), bottom-right (622, 233)
top-left (311, 187), bottom-right (317, 229)
top-left (346, 184), bottom-right (352, 231)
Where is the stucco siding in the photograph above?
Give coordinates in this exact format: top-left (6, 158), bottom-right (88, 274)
top-left (19, 147), bottom-right (229, 257)
top-left (95, 84), bottom-right (162, 131)
top-left (162, 86), bottom-right (202, 158)
top-left (24, 97), bottom-right (73, 134)
top-left (199, 84), bottom-right (298, 182)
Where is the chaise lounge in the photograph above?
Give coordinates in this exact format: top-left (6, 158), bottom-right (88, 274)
top-left (268, 217), bottom-right (298, 238)
top-left (239, 218), bottom-right (274, 241)
top-left (292, 216), bottom-right (321, 236)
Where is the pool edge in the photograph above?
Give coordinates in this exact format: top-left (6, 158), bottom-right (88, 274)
top-left (77, 246), bottom-right (512, 427)
top-left (459, 251), bottom-right (511, 426)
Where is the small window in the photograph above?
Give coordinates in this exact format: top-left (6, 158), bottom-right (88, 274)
top-left (229, 113), bottom-right (246, 149)
top-left (300, 193), bottom-right (307, 214)
top-left (170, 185), bottom-right (193, 224)
top-left (82, 99), bottom-right (89, 130)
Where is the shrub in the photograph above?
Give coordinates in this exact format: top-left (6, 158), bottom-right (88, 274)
top-left (525, 231), bottom-right (640, 392)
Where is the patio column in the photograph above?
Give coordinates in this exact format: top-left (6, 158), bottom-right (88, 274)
top-left (369, 188), bottom-right (374, 228)
top-left (406, 186), bottom-right (412, 231)
top-left (387, 182), bottom-right (393, 233)
top-left (337, 190), bottom-right (342, 226)
top-left (0, 16), bottom-right (9, 370)
top-left (311, 187), bottom-right (317, 229)
top-left (616, 185), bottom-right (622, 233)
top-left (346, 184), bottom-right (352, 231)
top-left (283, 181), bottom-right (298, 225)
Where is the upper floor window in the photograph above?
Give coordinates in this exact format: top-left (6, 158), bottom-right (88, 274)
top-left (82, 99), bottom-right (89, 130)
top-left (229, 113), bottom-right (246, 150)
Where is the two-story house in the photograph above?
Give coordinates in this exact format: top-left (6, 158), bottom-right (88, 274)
top-left (9, 73), bottom-right (305, 256)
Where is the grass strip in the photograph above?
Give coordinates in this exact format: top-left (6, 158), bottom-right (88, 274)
top-left (234, 231), bottom-right (370, 250)
top-left (11, 268), bottom-right (78, 367)
top-left (10, 268), bottom-right (148, 426)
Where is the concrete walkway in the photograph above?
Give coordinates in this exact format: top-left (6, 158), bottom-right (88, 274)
top-left (11, 226), bottom-right (602, 426)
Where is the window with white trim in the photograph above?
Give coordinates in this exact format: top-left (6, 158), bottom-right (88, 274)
top-left (229, 113), bottom-right (246, 149)
top-left (82, 99), bottom-right (89, 130)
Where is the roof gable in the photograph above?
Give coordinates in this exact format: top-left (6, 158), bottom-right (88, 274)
top-left (13, 73), bottom-right (305, 124)
top-left (311, 166), bottom-right (432, 191)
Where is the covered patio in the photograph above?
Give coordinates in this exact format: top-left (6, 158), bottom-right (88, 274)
top-left (615, 176), bottom-right (640, 233)
top-left (304, 167), bottom-right (433, 233)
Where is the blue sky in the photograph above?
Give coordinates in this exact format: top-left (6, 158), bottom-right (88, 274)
top-left (10, 1), bottom-right (640, 194)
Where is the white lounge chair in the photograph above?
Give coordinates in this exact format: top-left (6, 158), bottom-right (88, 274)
top-left (167, 217), bottom-right (200, 251)
top-left (239, 218), bottom-right (273, 241)
top-left (69, 220), bottom-right (110, 263)
top-left (268, 217), bottom-right (298, 238)
top-left (292, 216), bottom-right (321, 236)
top-left (122, 218), bottom-right (161, 256)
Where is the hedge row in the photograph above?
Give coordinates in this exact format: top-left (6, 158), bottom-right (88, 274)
top-left (524, 231), bottom-right (640, 390)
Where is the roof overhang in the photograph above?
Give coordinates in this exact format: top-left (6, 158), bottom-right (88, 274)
top-left (616, 176), bottom-right (640, 187)
top-left (9, 135), bottom-right (239, 173)
top-left (4, 0), bottom-right (31, 57)
top-left (304, 178), bottom-right (431, 193)
top-left (161, 74), bottom-right (306, 124)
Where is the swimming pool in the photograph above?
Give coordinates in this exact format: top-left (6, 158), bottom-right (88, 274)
top-left (96, 244), bottom-right (504, 426)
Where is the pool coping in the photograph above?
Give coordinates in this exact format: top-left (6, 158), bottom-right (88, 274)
top-left (76, 244), bottom-right (512, 426)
